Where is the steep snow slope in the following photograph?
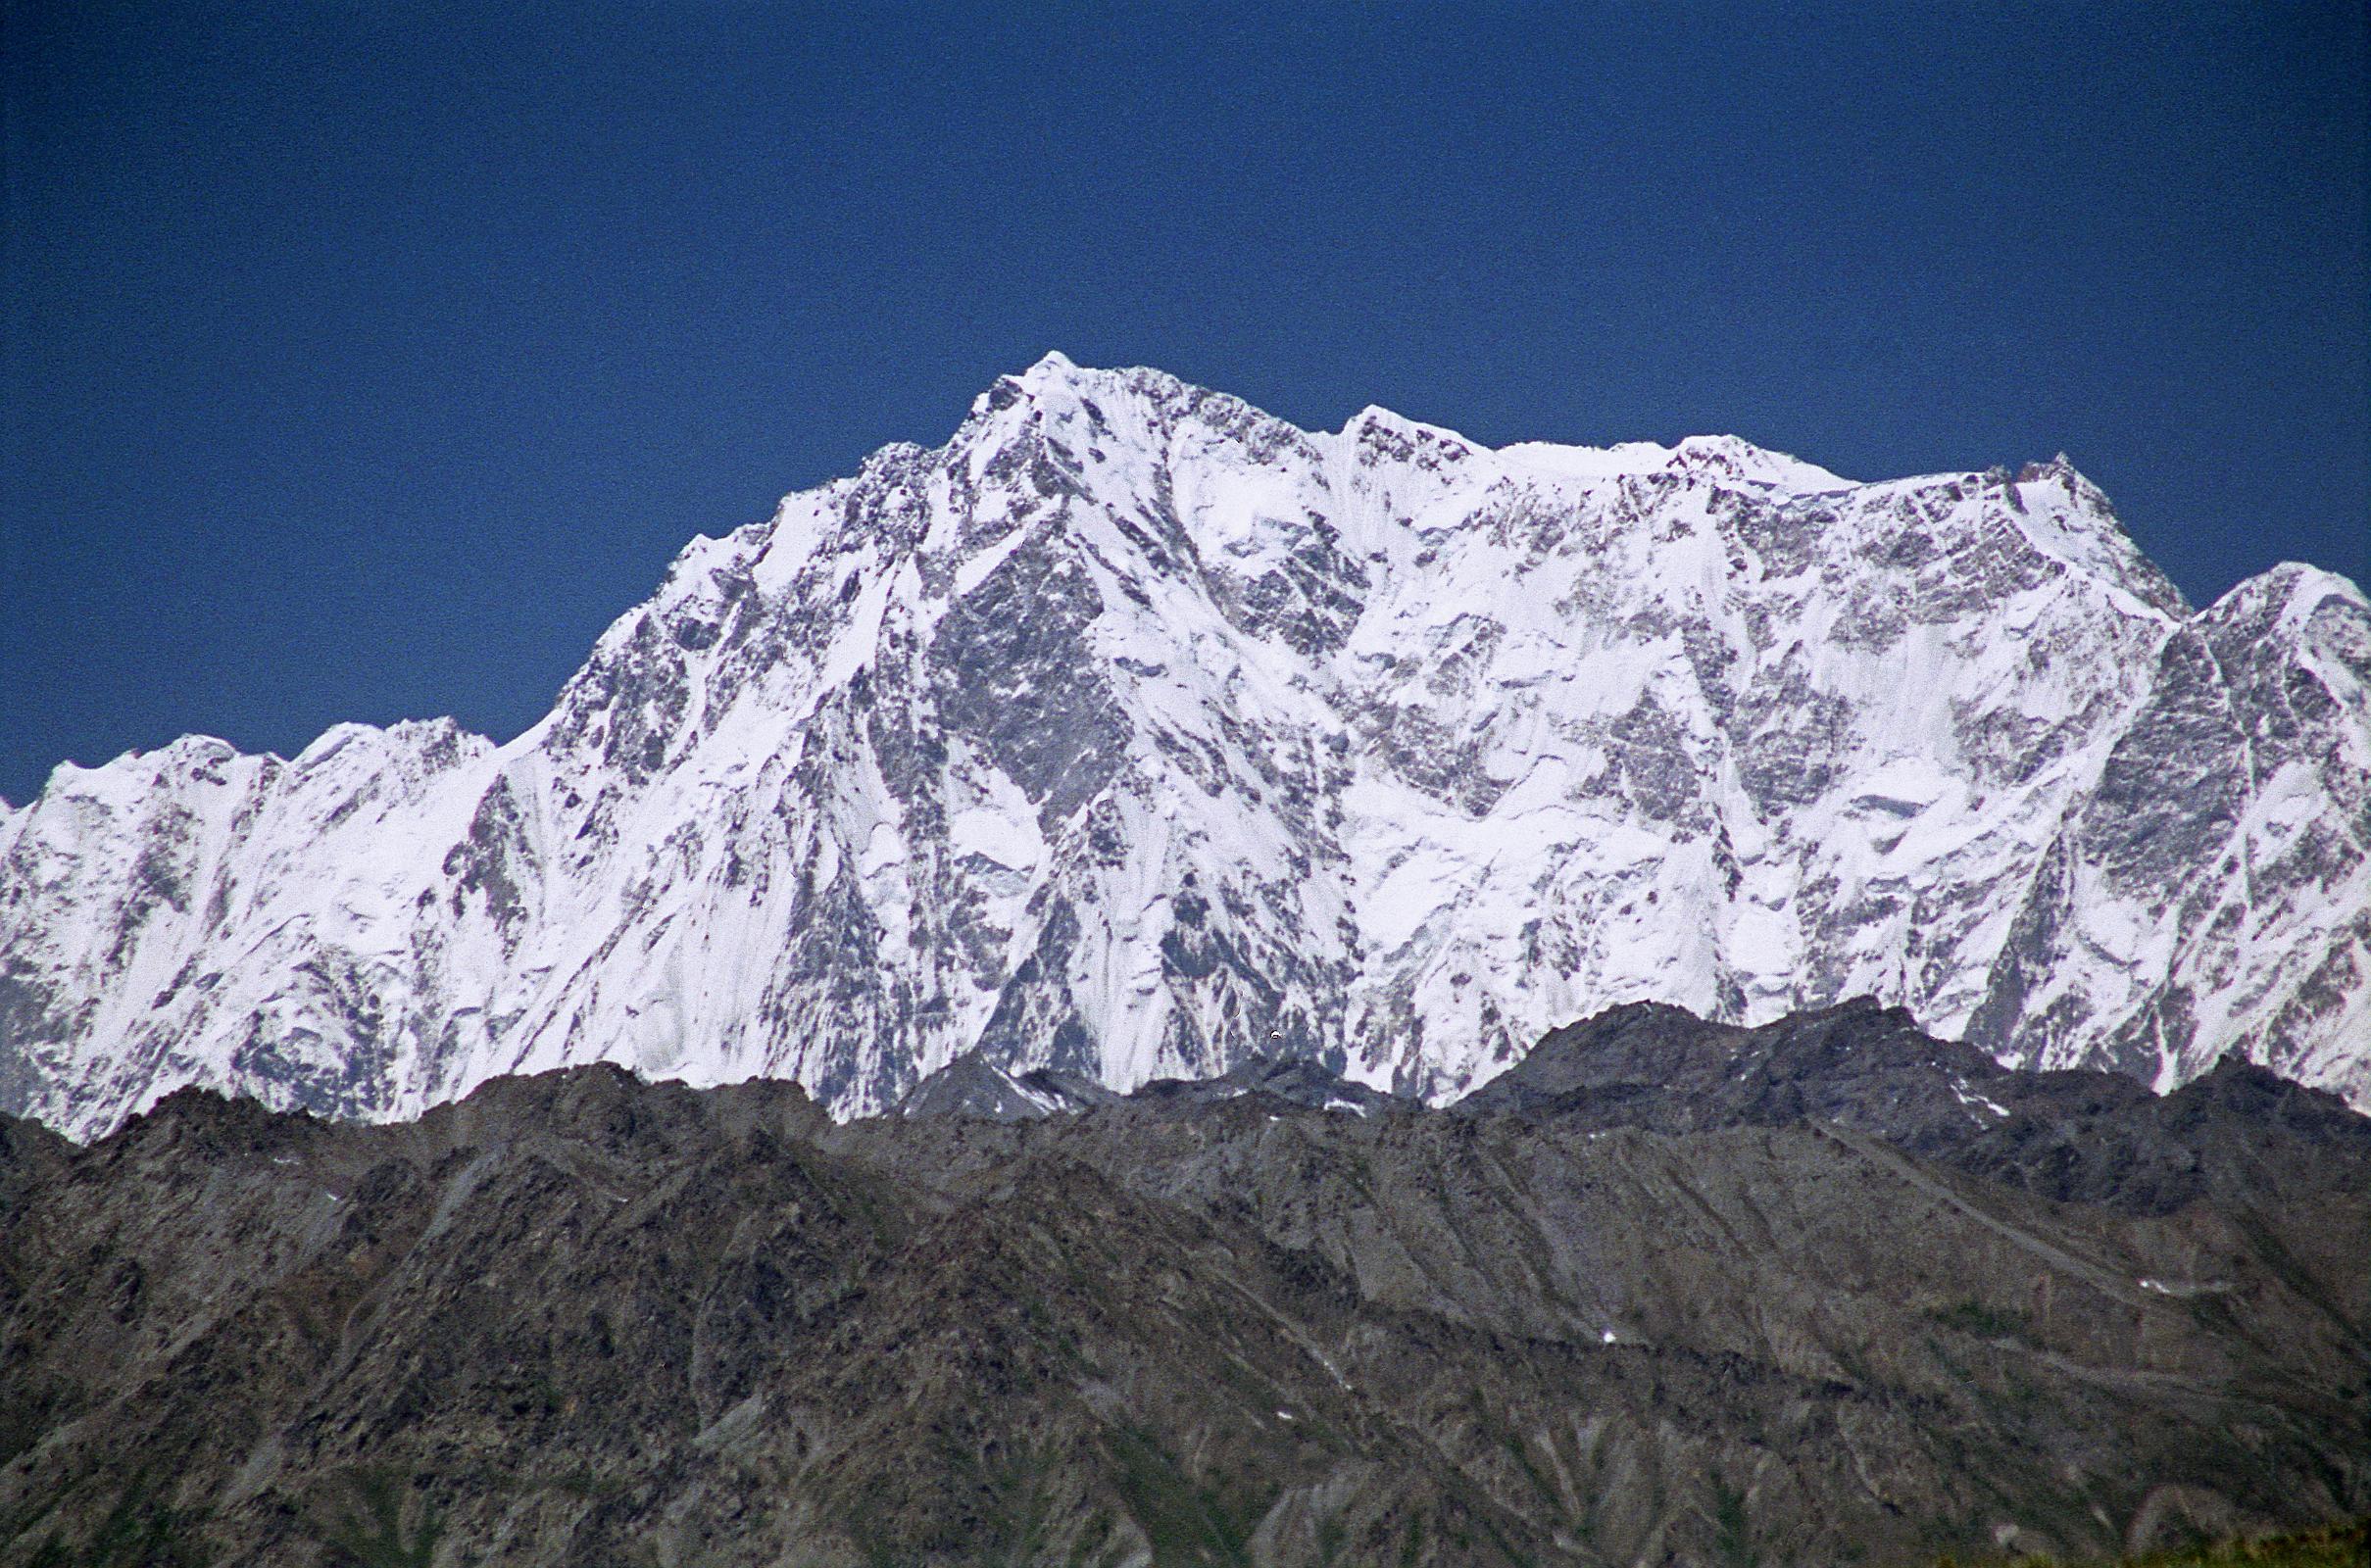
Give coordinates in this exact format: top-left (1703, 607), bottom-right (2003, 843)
top-left (4, 355), bottom-right (2367, 1137)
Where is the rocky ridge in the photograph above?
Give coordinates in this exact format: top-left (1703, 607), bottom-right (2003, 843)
top-left (4, 1001), bottom-right (2366, 1566)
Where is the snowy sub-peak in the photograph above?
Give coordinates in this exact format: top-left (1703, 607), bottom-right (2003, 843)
top-left (1499, 431), bottom-right (1853, 496)
top-left (5, 356), bottom-right (2368, 1140)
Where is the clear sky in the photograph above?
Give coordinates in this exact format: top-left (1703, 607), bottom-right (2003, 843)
top-left (4, 1), bottom-right (2365, 806)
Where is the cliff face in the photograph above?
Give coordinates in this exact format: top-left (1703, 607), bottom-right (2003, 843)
top-left (7, 356), bottom-right (2369, 1141)
top-left (5, 1002), bottom-right (2367, 1567)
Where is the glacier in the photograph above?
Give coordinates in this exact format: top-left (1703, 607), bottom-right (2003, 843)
top-left (4, 352), bottom-right (2367, 1140)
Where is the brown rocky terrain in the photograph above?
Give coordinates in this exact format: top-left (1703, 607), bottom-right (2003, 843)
top-left (3, 1001), bottom-right (2366, 1566)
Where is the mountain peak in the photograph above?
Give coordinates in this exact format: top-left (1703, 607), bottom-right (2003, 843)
top-left (2014, 451), bottom-right (2107, 503)
top-left (2223, 559), bottom-right (2371, 614)
top-left (6, 360), bottom-right (2368, 1141)
top-left (964, 351), bottom-right (1173, 428)
top-left (1016, 348), bottom-right (1082, 385)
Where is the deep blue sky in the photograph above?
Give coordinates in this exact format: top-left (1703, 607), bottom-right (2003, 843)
top-left (4, 2), bottom-right (2365, 806)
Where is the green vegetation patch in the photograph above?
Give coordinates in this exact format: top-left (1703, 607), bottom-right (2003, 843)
top-left (1943, 1519), bottom-right (2368, 1568)
top-left (20, 1474), bottom-right (215, 1568)
top-left (1931, 1298), bottom-right (2030, 1340)
top-left (1101, 1423), bottom-right (1260, 1567)
top-left (311, 1469), bottom-right (444, 1568)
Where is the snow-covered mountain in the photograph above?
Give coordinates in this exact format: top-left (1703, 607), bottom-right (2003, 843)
top-left (5, 354), bottom-right (2368, 1140)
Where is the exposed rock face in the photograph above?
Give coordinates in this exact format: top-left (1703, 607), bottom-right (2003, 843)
top-left (893, 1050), bottom-right (1121, 1121)
top-left (4, 1004), bottom-right (2366, 1567)
top-left (1459, 996), bottom-right (2371, 1216)
top-left (4, 356), bottom-right (2368, 1139)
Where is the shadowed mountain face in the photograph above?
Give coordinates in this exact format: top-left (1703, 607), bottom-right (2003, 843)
top-left (4, 1004), bottom-right (2366, 1568)
top-left (1460, 998), bottom-right (2371, 1217)
top-left (6, 359), bottom-right (2368, 1144)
